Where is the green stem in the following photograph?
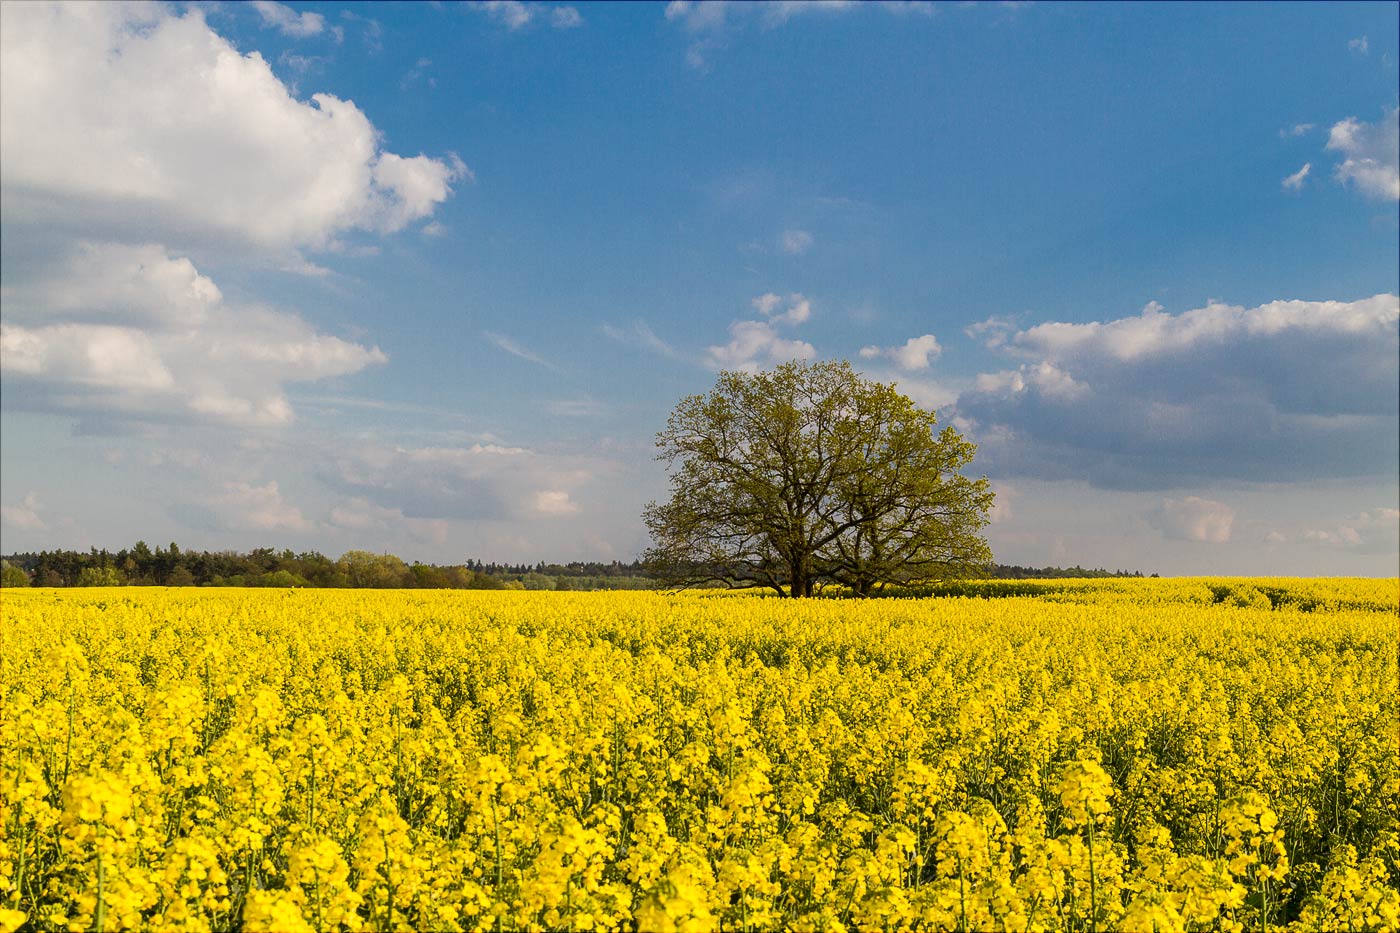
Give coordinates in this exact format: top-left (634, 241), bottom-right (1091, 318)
top-left (1087, 816), bottom-right (1097, 933)
top-left (93, 851), bottom-right (106, 933)
top-left (958, 852), bottom-right (967, 933)
top-left (63, 682), bottom-right (75, 787)
top-left (384, 836), bottom-right (395, 931)
top-left (492, 794), bottom-right (504, 933)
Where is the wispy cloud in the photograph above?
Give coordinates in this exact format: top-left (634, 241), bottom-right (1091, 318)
top-left (666, 0), bottom-right (915, 70)
top-left (400, 57), bottom-right (435, 91)
top-left (1348, 35), bottom-right (1368, 55)
top-left (667, 1), bottom-right (990, 69)
top-left (1281, 162), bottom-right (1311, 192)
top-left (472, 1), bottom-right (585, 31)
top-left (1146, 496), bottom-right (1234, 543)
top-left (251, 0), bottom-right (335, 39)
top-left (292, 393), bottom-right (473, 422)
top-left (601, 320), bottom-right (680, 359)
top-left (551, 6), bottom-right (584, 28)
top-left (779, 229), bottom-right (814, 254)
top-left (340, 10), bottom-right (384, 53)
top-left (547, 398), bottom-right (606, 417)
top-left (484, 331), bottom-right (559, 370)
top-left (1326, 107), bottom-right (1399, 201)
top-left (1, 492), bottom-right (47, 532)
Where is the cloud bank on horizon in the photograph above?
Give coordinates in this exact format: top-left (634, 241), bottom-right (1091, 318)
top-left (1, 1), bottom-right (1396, 575)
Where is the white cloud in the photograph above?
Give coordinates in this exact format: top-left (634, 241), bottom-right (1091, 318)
top-left (987, 482), bottom-right (1015, 525)
top-left (706, 293), bottom-right (816, 371)
top-left (551, 6), bottom-right (584, 28)
top-left (1280, 122), bottom-right (1315, 138)
top-left (665, 0), bottom-right (911, 69)
top-left (400, 57), bottom-right (436, 91)
top-left (1292, 508), bottom-right (1400, 551)
top-left (700, 295), bottom-right (817, 372)
top-left (340, 10), bottom-right (383, 53)
top-left (705, 320), bottom-right (816, 372)
top-left (251, 0), bottom-right (326, 38)
top-left (324, 441), bottom-right (603, 525)
top-left (780, 229), bottom-right (814, 254)
top-left (0, 243), bottom-right (385, 427)
top-left (879, 1), bottom-right (937, 14)
top-left (548, 398), bottom-right (606, 417)
top-left (1008, 295), bottom-right (1396, 364)
top-left (751, 292), bottom-right (811, 325)
top-left (660, 0), bottom-right (946, 68)
top-left (484, 331), bottom-right (558, 370)
top-left (1349, 36), bottom-right (1368, 55)
top-left (211, 481), bottom-right (312, 531)
top-left (0, 2), bottom-right (467, 253)
top-left (1326, 108), bottom-right (1400, 201)
top-left (1303, 525), bottom-right (1364, 548)
top-left (329, 497), bottom-right (449, 545)
top-left (762, 0), bottom-right (857, 27)
top-left (752, 293), bottom-right (782, 315)
top-left (1, 493), bottom-right (47, 532)
top-left (964, 314), bottom-right (1019, 349)
top-left (534, 490), bottom-right (579, 515)
top-left (859, 334), bottom-right (941, 371)
top-left (665, 1), bottom-right (732, 32)
top-left (884, 374), bottom-right (959, 412)
top-left (602, 320), bottom-right (680, 359)
top-left (2, 242), bottom-right (221, 329)
top-left (634, 321), bottom-right (677, 356)
top-left (666, 0), bottom-right (856, 34)
top-left (473, 1), bottom-right (585, 31)
top-left (477, 1), bottom-right (535, 29)
top-left (1282, 162), bottom-right (1311, 191)
top-left (956, 294), bottom-right (1400, 488)
top-left (1146, 496), bottom-right (1234, 543)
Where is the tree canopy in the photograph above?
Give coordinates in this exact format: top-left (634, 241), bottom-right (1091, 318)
top-left (643, 359), bottom-right (994, 597)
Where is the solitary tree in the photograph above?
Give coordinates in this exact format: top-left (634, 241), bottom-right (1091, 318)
top-left (643, 359), bottom-right (993, 597)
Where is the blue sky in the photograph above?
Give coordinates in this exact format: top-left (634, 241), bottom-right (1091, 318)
top-left (2, 0), bottom-right (1397, 575)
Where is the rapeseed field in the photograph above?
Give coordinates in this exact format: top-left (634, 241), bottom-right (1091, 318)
top-left (1, 580), bottom-right (1396, 931)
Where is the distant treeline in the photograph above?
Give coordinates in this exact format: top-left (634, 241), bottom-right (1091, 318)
top-left (0, 543), bottom-right (660, 591)
top-left (0, 543), bottom-right (1149, 589)
top-left (990, 564), bottom-right (1152, 579)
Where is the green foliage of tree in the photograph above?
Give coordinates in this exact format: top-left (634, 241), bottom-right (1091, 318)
top-left (258, 569), bottom-right (309, 588)
top-left (166, 565), bottom-right (197, 587)
top-left (644, 360), bottom-right (993, 597)
top-left (335, 550), bottom-right (412, 588)
top-left (0, 561), bottom-right (30, 587)
top-left (75, 566), bottom-right (125, 587)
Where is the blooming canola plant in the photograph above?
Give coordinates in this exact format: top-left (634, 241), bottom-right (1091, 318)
top-left (0, 579), bottom-right (1396, 931)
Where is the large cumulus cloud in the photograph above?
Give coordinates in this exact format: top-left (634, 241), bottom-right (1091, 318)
top-left (0, 2), bottom-right (465, 431)
top-left (0, 2), bottom-right (467, 253)
top-left (957, 295), bottom-right (1400, 489)
top-left (1, 242), bottom-right (385, 427)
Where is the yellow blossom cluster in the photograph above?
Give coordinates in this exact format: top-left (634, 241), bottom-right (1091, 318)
top-left (1, 578), bottom-right (1396, 931)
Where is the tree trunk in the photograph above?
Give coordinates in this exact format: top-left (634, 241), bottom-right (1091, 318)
top-left (788, 554), bottom-right (811, 598)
